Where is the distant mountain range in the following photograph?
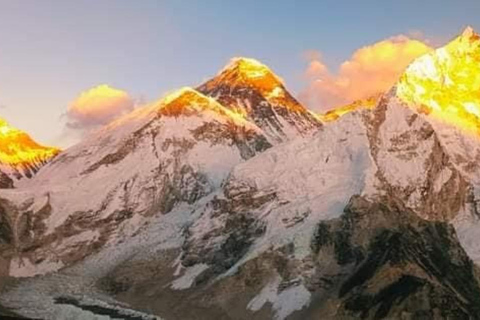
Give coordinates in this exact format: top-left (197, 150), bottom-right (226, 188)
top-left (1, 27), bottom-right (480, 320)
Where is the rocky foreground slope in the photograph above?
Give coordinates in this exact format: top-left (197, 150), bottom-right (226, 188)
top-left (2, 29), bottom-right (480, 320)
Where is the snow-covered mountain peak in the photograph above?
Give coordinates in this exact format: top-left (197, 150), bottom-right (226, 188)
top-left (197, 57), bottom-right (322, 144)
top-left (0, 116), bottom-right (60, 185)
top-left (2, 83), bottom-right (273, 278)
top-left (212, 57), bottom-right (284, 91)
top-left (362, 28), bottom-right (480, 223)
top-left (198, 57), bottom-right (310, 113)
top-left (396, 27), bottom-right (480, 136)
top-left (460, 25), bottom-right (479, 41)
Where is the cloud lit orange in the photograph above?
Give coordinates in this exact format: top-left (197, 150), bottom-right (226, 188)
top-left (301, 35), bottom-right (432, 111)
top-left (66, 84), bottom-right (134, 131)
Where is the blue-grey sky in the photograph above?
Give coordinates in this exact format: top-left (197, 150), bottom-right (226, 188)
top-left (0, 0), bottom-right (478, 146)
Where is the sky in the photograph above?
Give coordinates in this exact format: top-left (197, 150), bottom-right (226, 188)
top-left (0, 0), bottom-right (479, 147)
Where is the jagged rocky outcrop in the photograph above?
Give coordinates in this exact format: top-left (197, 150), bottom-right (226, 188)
top-left (0, 172), bottom-right (13, 189)
top-left (305, 195), bottom-right (480, 319)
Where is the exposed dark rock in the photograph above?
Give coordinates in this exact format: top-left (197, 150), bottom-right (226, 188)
top-left (306, 195), bottom-right (480, 319)
top-left (181, 191), bottom-right (269, 276)
top-left (0, 171), bottom-right (13, 189)
top-left (0, 205), bottom-right (13, 246)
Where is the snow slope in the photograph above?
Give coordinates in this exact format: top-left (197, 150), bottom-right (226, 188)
top-left (0, 87), bottom-right (271, 278)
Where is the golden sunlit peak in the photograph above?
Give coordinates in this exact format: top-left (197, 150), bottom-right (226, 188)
top-left (397, 27), bottom-right (480, 135)
top-left (460, 26), bottom-right (478, 40)
top-left (0, 117), bottom-right (60, 175)
top-left (0, 117), bottom-right (15, 135)
top-left (224, 57), bottom-right (278, 80)
top-left (197, 56), bottom-right (308, 114)
top-left (214, 56), bottom-right (285, 90)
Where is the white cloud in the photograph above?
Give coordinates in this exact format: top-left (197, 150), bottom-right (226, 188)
top-left (66, 84), bottom-right (134, 131)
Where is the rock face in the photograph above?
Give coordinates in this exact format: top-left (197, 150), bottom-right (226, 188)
top-left (0, 172), bottom-right (13, 189)
top-left (0, 117), bottom-right (59, 185)
top-left (307, 195), bottom-right (480, 319)
top-left (3, 30), bottom-right (480, 320)
top-left (198, 57), bottom-right (322, 144)
top-left (364, 92), bottom-right (472, 221)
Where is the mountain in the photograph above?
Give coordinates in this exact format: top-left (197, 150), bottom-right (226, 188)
top-left (3, 29), bottom-right (480, 320)
top-left (0, 117), bottom-right (59, 187)
top-left (0, 87), bottom-right (271, 280)
top-left (162, 27), bottom-right (480, 319)
top-left (197, 57), bottom-right (322, 144)
top-left (389, 25), bottom-right (480, 267)
top-left (395, 26), bottom-right (480, 181)
top-left (397, 26), bottom-right (480, 136)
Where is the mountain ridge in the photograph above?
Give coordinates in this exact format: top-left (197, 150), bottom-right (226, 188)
top-left (0, 84), bottom-right (272, 280)
top-left (2, 27), bottom-right (480, 320)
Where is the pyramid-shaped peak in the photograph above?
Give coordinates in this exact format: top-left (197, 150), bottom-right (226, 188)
top-left (0, 115), bottom-right (60, 182)
top-left (229, 57), bottom-right (266, 68)
top-left (461, 26), bottom-right (478, 38)
top-left (196, 56), bottom-right (322, 144)
top-left (220, 57), bottom-right (282, 82)
top-left (224, 57), bottom-right (275, 78)
top-left (452, 26), bottom-right (480, 45)
top-left (201, 57), bottom-right (284, 95)
top-left (435, 26), bottom-right (480, 57)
